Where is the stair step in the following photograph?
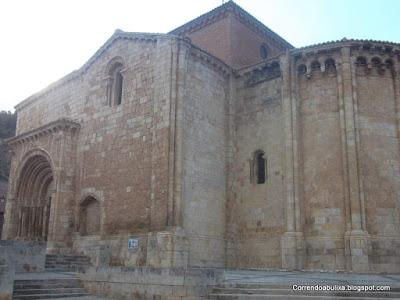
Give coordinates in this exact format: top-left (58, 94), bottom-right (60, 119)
top-left (13, 288), bottom-right (86, 296)
top-left (45, 261), bottom-right (89, 266)
top-left (211, 288), bottom-right (400, 298)
top-left (208, 294), bottom-right (392, 300)
top-left (15, 279), bottom-right (81, 286)
top-left (45, 268), bottom-right (87, 272)
top-left (15, 284), bottom-right (82, 290)
top-left (13, 293), bottom-right (90, 299)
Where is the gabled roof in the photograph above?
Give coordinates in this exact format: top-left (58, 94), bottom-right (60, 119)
top-left (15, 31), bottom-right (165, 111)
top-left (169, 0), bottom-right (293, 49)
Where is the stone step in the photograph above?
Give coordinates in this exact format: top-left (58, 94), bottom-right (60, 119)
top-left (45, 260), bottom-right (89, 264)
top-left (44, 266), bottom-right (87, 270)
top-left (208, 294), bottom-right (393, 300)
top-left (45, 263), bottom-right (89, 267)
top-left (13, 288), bottom-right (87, 296)
top-left (12, 273), bottom-right (89, 300)
top-left (14, 283), bottom-right (83, 290)
top-left (45, 255), bottom-right (89, 259)
top-left (45, 261), bottom-right (90, 264)
top-left (13, 293), bottom-right (90, 300)
top-left (45, 258), bottom-right (90, 262)
top-left (14, 279), bottom-right (82, 287)
top-left (45, 254), bottom-right (88, 258)
top-left (211, 287), bottom-right (400, 298)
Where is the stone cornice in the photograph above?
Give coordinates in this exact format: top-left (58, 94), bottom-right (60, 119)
top-left (291, 38), bottom-right (400, 58)
top-left (236, 54), bottom-right (283, 77)
top-left (188, 43), bottom-right (232, 78)
top-left (6, 118), bottom-right (80, 147)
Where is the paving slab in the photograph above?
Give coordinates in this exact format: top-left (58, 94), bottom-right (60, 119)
top-left (222, 270), bottom-right (400, 287)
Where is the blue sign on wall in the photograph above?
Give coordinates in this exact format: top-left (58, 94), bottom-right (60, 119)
top-left (128, 238), bottom-right (139, 250)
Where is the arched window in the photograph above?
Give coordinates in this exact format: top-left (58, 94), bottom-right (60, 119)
top-left (325, 58), bottom-right (336, 73)
top-left (356, 56), bottom-right (367, 66)
top-left (107, 59), bottom-right (125, 106)
top-left (310, 60), bottom-right (321, 72)
top-left (251, 150), bottom-right (266, 184)
top-left (371, 57), bottom-right (382, 66)
top-left (297, 64), bottom-right (307, 76)
top-left (80, 196), bottom-right (100, 236)
top-left (385, 59), bottom-right (394, 69)
top-left (371, 57), bottom-right (384, 75)
top-left (260, 44), bottom-right (268, 60)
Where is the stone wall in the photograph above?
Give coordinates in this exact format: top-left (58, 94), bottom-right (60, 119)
top-left (226, 69), bottom-right (285, 269)
top-left (180, 48), bottom-right (229, 267)
top-left (0, 259), bottom-right (13, 300)
top-left (297, 53), bottom-right (346, 270)
top-left (5, 34), bottom-right (177, 252)
top-left (72, 228), bottom-right (188, 268)
top-left (352, 49), bottom-right (400, 272)
top-left (79, 266), bottom-right (223, 300)
top-left (0, 240), bottom-right (46, 272)
top-left (290, 43), bottom-right (400, 272)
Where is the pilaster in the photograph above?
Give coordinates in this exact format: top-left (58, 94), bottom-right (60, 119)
top-left (339, 46), bottom-right (370, 272)
top-left (280, 52), bottom-right (304, 270)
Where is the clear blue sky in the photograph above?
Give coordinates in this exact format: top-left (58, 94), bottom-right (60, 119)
top-left (0, 0), bottom-right (399, 111)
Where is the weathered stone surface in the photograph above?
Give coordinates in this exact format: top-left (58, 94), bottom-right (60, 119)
top-left (0, 241), bottom-right (46, 272)
top-left (2, 4), bottom-right (400, 298)
top-left (0, 262), bottom-right (13, 300)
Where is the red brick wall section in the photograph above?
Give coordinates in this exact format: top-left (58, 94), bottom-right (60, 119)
top-left (183, 13), bottom-right (284, 69)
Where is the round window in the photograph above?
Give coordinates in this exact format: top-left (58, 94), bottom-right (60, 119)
top-left (260, 44), bottom-right (268, 59)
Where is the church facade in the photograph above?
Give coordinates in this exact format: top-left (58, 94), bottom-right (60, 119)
top-left (3, 1), bottom-right (400, 274)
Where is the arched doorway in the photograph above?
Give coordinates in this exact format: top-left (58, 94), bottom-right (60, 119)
top-left (16, 154), bottom-right (54, 241)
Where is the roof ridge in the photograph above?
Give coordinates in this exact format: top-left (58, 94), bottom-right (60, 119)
top-left (168, 0), bottom-right (293, 49)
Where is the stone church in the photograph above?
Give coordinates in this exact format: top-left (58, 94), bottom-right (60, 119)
top-left (3, 0), bottom-right (400, 286)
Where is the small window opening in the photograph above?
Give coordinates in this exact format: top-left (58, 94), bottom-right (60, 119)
top-left (311, 61), bottom-right (321, 72)
top-left (260, 44), bottom-right (268, 60)
top-left (256, 152), bottom-right (266, 184)
top-left (356, 56), bottom-right (367, 66)
top-left (298, 64), bottom-right (307, 75)
top-left (107, 60), bottom-right (124, 106)
top-left (325, 58), bottom-right (336, 73)
top-left (251, 150), bottom-right (266, 184)
top-left (371, 57), bottom-right (382, 66)
top-left (115, 71), bottom-right (123, 105)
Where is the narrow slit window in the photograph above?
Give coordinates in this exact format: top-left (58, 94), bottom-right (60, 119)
top-left (106, 59), bottom-right (124, 106)
top-left (115, 71), bottom-right (123, 105)
top-left (256, 152), bottom-right (266, 184)
top-left (252, 150), bottom-right (266, 184)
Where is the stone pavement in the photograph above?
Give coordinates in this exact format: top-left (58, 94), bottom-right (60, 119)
top-left (221, 270), bottom-right (400, 286)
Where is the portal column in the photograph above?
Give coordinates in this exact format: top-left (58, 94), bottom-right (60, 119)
top-left (46, 125), bottom-right (80, 253)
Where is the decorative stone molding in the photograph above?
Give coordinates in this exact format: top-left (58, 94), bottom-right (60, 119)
top-left (244, 60), bottom-right (281, 86)
top-left (6, 118), bottom-right (80, 147)
top-left (189, 46), bottom-right (231, 78)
